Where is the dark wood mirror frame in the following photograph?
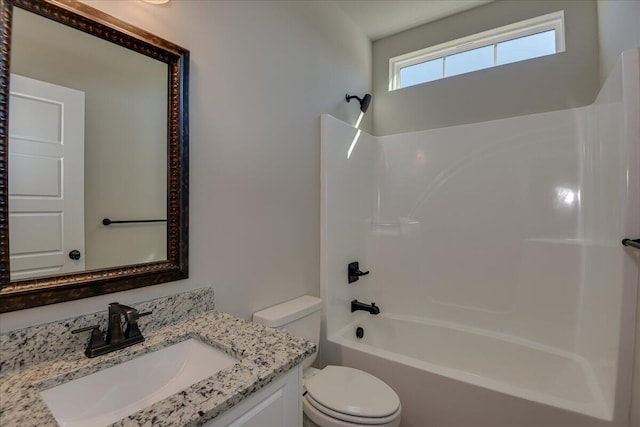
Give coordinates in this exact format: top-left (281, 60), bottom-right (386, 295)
top-left (0, 0), bottom-right (189, 312)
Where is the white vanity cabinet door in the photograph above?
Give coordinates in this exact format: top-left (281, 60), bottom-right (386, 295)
top-left (204, 366), bottom-right (302, 427)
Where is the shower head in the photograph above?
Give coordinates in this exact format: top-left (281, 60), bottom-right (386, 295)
top-left (346, 93), bottom-right (372, 113)
top-left (360, 94), bottom-right (372, 113)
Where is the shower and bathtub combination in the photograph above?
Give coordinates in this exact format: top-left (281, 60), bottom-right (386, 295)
top-left (320, 49), bottom-right (640, 426)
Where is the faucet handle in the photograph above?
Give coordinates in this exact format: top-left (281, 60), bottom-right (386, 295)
top-left (71, 324), bottom-right (107, 348)
top-left (348, 262), bottom-right (370, 284)
top-left (124, 310), bottom-right (152, 339)
top-left (71, 324), bottom-right (100, 334)
top-left (127, 309), bottom-right (152, 320)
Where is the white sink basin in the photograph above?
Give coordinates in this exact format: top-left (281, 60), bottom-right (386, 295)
top-left (40, 338), bottom-right (238, 427)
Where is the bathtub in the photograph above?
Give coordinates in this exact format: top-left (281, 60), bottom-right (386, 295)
top-left (327, 314), bottom-right (617, 427)
top-left (320, 50), bottom-right (639, 427)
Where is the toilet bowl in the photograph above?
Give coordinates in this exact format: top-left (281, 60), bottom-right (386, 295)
top-left (252, 296), bottom-right (402, 427)
top-left (302, 365), bottom-right (401, 427)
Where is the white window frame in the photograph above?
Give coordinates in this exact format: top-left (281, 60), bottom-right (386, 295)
top-left (389, 10), bottom-right (565, 91)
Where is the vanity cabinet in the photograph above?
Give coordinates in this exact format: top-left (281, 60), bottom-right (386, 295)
top-left (204, 366), bottom-right (302, 427)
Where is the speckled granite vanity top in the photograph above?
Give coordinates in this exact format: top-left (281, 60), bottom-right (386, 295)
top-left (0, 289), bottom-right (316, 426)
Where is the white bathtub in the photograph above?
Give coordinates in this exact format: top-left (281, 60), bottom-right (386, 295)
top-left (328, 314), bottom-right (615, 426)
top-left (321, 49), bottom-right (639, 427)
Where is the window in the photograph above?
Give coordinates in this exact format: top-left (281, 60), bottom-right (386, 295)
top-left (389, 11), bottom-right (565, 90)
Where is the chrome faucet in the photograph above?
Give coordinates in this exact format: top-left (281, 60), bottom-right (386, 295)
top-left (72, 302), bottom-right (151, 358)
top-left (351, 299), bottom-right (380, 315)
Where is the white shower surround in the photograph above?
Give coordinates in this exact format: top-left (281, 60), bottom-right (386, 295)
top-left (320, 49), bottom-right (639, 426)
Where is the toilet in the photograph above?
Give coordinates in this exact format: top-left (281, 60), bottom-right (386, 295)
top-left (253, 296), bottom-right (401, 427)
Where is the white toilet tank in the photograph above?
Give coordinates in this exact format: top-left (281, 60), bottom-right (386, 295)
top-left (253, 295), bottom-right (322, 368)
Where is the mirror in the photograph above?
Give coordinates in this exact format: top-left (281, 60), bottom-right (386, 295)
top-left (0, 0), bottom-right (189, 312)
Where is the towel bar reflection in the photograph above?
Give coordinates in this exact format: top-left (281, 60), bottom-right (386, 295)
top-left (622, 239), bottom-right (640, 250)
top-left (102, 218), bottom-right (167, 226)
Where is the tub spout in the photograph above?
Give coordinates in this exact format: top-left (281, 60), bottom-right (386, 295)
top-left (351, 299), bottom-right (380, 315)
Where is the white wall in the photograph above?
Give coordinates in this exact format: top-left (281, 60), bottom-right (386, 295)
top-left (371, 109), bottom-right (586, 351)
top-left (372, 0), bottom-right (600, 135)
top-left (0, 0), bottom-right (371, 331)
top-left (320, 115), bottom-right (377, 343)
top-left (596, 3), bottom-right (640, 426)
top-left (597, 1), bottom-right (640, 83)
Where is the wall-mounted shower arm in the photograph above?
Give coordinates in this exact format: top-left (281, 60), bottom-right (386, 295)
top-left (622, 238), bottom-right (640, 250)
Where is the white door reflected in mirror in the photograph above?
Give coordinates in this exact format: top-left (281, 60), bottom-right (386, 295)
top-left (9, 74), bottom-right (85, 280)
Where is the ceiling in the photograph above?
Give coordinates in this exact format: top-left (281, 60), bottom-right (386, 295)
top-left (333, 0), bottom-right (493, 41)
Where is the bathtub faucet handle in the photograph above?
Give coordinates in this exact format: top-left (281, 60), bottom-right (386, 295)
top-left (348, 261), bottom-right (370, 284)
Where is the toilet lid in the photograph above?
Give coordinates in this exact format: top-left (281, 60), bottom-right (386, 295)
top-left (305, 366), bottom-right (400, 418)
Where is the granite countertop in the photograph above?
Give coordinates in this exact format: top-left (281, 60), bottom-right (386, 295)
top-left (0, 310), bottom-right (316, 427)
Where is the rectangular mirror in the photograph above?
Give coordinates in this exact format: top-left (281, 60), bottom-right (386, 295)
top-left (0, 0), bottom-right (189, 312)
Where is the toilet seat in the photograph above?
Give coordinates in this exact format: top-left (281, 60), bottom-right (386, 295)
top-left (304, 365), bottom-right (401, 425)
top-left (304, 394), bottom-right (401, 425)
